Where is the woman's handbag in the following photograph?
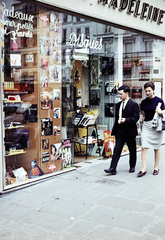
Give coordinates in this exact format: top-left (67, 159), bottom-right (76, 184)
top-left (162, 119), bottom-right (165, 130)
top-left (152, 103), bottom-right (165, 131)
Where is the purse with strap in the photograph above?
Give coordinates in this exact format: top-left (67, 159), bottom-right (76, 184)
top-left (152, 102), bottom-right (165, 131)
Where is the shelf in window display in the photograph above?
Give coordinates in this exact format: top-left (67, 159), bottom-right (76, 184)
top-left (4, 88), bottom-right (18, 91)
top-left (5, 150), bottom-right (26, 156)
top-left (5, 125), bottom-right (24, 130)
top-left (4, 100), bottom-right (23, 103)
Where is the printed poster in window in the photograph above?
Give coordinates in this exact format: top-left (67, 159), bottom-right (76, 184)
top-left (53, 125), bottom-right (60, 136)
top-left (10, 54), bottom-right (21, 67)
top-left (49, 65), bottom-right (61, 82)
top-left (20, 75), bottom-right (34, 94)
top-left (51, 143), bottom-right (62, 161)
top-left (52, 49), bottom-right (61, 63)
top-left (41, 91), bottom-right (53, 110)
top-left (53, 35), bottom-right (61, 47)
top-left (42, 152), bottom-right (49, 163)
top-left (40, 36), bottom-right (52, 56)
top-left (90, 60), bottom-right (99, 85)
top-left (105, 103), bottom-right (114, 117)
top-left (62, 139), bottom-right (72, 169)
top-left (41, 59), bottom-right (48, 70)
top-left (49, 12), bottom-right (62, 32)
top-left (90, 90), bottom-right (100, 105)
top-left (102, 57), bottom-right (114, 75)
top-left (53, 108), bottom-right (60, 118)
top-left (42, 138), bottom-right (49, 150)
top-left (53, 89), bottom-right (60, 100)
top-left (103, 130), bottom-right (115, 157)
top-left (41, 76), bottom-right (48, 87)
top-left (132, 86), bottom-right (142, 98)
top-left (41, 118), bottom-right (53, 136)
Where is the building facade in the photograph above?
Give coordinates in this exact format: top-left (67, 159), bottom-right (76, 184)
top-left (1, 0), bottom-right (165, 193)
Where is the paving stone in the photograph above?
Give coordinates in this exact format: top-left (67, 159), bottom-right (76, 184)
top-left (0, 206), bottom-right (36, 222)
top-left (40, 198), bottom-right (92, 218)
top-left (153, 206), bottom-right (165, 218)
top-left (148, 221), bottom-right (165, 237)
top-left (81, 205), bottom-right (153, 233)
top-left (66, 219), bottom-right (99, 238)
top-left (23, 211), bottom-right (74, 232)
top-left (85, 224), bottom-right (113, 239)
top-left (97, 195), bottom-right (156, 213)
top-left (103, 229), bottom-right (159, 240)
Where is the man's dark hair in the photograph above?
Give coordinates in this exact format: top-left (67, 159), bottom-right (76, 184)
top-left (144, 81), bottom-right (155, 90)
top-left (118, 85), bottom-right (130, 93)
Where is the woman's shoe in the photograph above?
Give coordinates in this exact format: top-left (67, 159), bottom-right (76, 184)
top-left (153, 169), bottom-right (159, 175)
top-left (137, 171), bottom-right (147, 177)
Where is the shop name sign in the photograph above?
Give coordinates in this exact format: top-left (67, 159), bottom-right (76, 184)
top-left (98, 0), bottom-right (165, 24)
top-left (2, 2), bottom-right (34, 45)
top-left (66, 32), bottom-right (102, 50)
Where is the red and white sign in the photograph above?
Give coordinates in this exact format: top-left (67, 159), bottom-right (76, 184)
top-left (39, 15), bottom-right (49, 22)
top-left (48, 164), bottom-right (56, 171)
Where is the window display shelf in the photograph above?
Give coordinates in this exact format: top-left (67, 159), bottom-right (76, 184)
top-left (5, 126), bottom-right (24, 130)
top-left (5, 150), bottom-right (26, 156)
top-left (4, 88), bottom-right (18, 91)
top-left (74, 123), bottom-right (100, 159)
top-left (4, 100), bottom-right (22, 103)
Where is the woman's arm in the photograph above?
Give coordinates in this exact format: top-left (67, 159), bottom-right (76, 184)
top-left (142, 111), bottom-right (145, 123)
top-left (156, 105), bottom-right (163, 117)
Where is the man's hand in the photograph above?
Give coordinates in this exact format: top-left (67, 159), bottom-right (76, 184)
top-left (120, 118), bottom-right (126, 123)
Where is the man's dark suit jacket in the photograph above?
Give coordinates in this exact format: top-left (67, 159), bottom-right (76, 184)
top-left (111, 99), bottom-right (140, 137)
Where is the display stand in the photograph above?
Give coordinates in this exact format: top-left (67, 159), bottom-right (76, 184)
top-left (74, 123), bottom-right (101, 159)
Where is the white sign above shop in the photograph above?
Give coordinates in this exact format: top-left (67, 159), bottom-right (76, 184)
top-left (42, 0), bottom-right (165, 39)
top-left (98, 0), bottom-right (165, 25)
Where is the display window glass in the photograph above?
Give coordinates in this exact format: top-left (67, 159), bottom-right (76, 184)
top-left (1, 0), bottom-right (165, 190)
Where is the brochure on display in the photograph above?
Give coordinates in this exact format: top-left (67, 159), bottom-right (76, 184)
top-left (73, 108), bottom-right (100, 127)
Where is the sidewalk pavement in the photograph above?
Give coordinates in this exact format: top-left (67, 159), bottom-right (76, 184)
top-left (0, 145), bottom-right (165, 240)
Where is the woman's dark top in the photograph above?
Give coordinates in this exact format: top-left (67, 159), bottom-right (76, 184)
top-left (141, 96), bottom-right (165, 121)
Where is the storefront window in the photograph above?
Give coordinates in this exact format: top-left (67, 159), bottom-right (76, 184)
top-left (1, 0), bottom-right (165, 190)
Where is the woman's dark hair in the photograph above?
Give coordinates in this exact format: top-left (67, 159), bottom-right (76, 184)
top-left (144, 81), bottom-right (155, 90)
top-left (118, 85), bottom-right (130, 93)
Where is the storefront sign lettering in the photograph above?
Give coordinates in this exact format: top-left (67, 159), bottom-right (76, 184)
top-left (2, 2), bottom-right (34, 45)
top-left (66, 32), bottom-right (102, 50)
top-left (98, 0), bottom-right (165, 24)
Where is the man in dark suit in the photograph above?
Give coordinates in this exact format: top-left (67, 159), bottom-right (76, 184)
top-left (104, 85), bottom-right (140, 175)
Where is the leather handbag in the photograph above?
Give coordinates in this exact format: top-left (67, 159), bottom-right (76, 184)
top-left (162, 119), bottom-right (165, 130)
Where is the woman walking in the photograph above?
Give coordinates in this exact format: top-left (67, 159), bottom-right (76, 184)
top-left (137, 82), bottom-right (165, 177)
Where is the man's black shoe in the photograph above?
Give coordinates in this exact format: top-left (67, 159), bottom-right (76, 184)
top-left (129, 167), bottom-right (135, 173)
top-left (104, 168), bottom-right (116, 175)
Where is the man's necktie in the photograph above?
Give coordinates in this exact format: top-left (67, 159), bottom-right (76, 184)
top-left (122, 101), bottom-right (125, 110)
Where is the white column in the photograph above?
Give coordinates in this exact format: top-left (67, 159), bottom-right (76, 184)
top-left (118, 32), bottom-right (123, 87)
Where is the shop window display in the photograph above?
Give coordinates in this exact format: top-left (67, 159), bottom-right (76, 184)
top-left (1, 1), bottom-right (66, 187)
top-left (1, 0), bottom-right (165, 191)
